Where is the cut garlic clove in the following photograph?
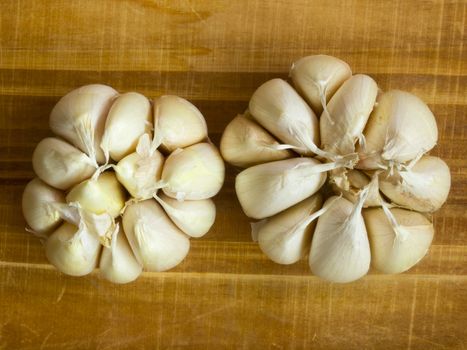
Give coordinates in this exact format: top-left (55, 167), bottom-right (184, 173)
top-left (309, 195), bottom-right (371, 283)
top-left (290, 55), bottom-right (352, 115)
top-left (32, 137), bottom-right (96, 190)
top-left (66, 172), bottom-right (126, 218)
top-left (220, 113), bottom-right (293, 168)
top-left (254, 193), bottom-right (323, 264)
top-left (22, 178), bottom-right (65, 234)
top-left (248, 79), bottom-right (319, 155)
top-left (155, 193), bottom-right (216, 238)
top-left (154, 95), bottom-right (208, 153)
top-left (122, 200), bottom-right (190, 272)
top-left (161, 143), bottom-right (225, 200)
top-left (45, 222), bottom-right (101, 276)
top-left (363, 207), bottom-right (434, 274)
top-left (101, 92), bottom-right (152, 162)
top-left (320, 74), bottom-right (378, 155)
top-left (357, 90), bottom-right (438, 169)
top-left (379, 156), bottom-right (451, 212)
top-left (49, 84), bottom-right (118, 165)
top-left (99, 224), bottom-right (142, 284)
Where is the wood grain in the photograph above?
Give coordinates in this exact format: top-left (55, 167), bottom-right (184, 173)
top-left (0, 0), bottom-right (466, 349)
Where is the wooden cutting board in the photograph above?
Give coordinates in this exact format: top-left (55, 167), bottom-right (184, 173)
top-left (0, 1), bottom-right (465, 348)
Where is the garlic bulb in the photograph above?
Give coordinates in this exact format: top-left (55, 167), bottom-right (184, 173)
top-left (45, 222), bottom-right (101, 276)
top-left (66, 172), bottom-right (126, 218)
top-left (49, 84), bottom-right (118, 164)
top-left (99, 224), bottom-right (142, 284)
top-left (364, 207), bottom-right (434, 274)
top-left (154, 95), bottom-right (208, 153)
top-left (379, 156), bottom-right (451, 212)
top-left (101, 92), bottom-right (152, 162)
top-left (320, 74), bottom-right (378, 155)
top-left (252, 193), bottom-right (322, 264)
top-left (32, 137), bottom-right (96, 190)
top-left (220, 113), bottom-right (292, 167)
top-left (161, 142), bottom-right (225, 200)
top-left (22, 178), bottom-right (65, 234)
top-left (309, 194), bottom-right (371, 283)
top-left (290, 55), bottom-right (352, 115)
top-left (357, 90), bottom-right (438, 169)
top-left (154, 193), bottom-right (216, 238)
top-left (249, 78), bottom-right (319, 155)
top-left (122, 200), bottom-right (190, 272)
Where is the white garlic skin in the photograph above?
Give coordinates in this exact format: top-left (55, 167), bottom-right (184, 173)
top-left (122, 200), bottom-right (190, 272)
top-left (220, 113), bottom-right (292, 168)
top-left (363, 207), bottom-right (434, 274)
top-left (45, 222), bottom-right (101, 276)
top-left (290, 54), bottom-right (352, 115)
top-left (66, 172), bottom-right (126, 218)
top-left (320, 74), bottom-right (378, 155)
top-left (256, 193), bottom-right (323, 264)
top-left (154, 95), bottom-right (208, 153)
top-left (235, 157), bottom-right (327, 219)
top-left (49, 84), bottom-right (118, 164)
top-left (249, 78), bottom-right (319, 155)
top-left (379, 156), bottom-right (451, 212)
top-left (22, 178), bottom-right (65, 234)
top-left (162, 143), bottom-right (225, 200)
top-left (101, 92), bottom-right (152, 161)
top-left (32, 137), bottom-right (96, 190)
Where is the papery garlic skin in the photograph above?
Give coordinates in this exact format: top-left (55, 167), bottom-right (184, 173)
top-left (162, 143), bottom-right (225, 200)
top-left (379, 156), bottom-right (451, 212)
top-left (220, 113), bottom-right (292, 168)
top-left (99, 224), bottom-right (142, 284)
top-left (236, 158), bottom-right (327, 219)
top-left (357, 90), bottom-right (438, 169)
top-left (22, 178), bottom-right (65, 234)
top-left (290, 55), bottom-right (352, 115)
top-left (155, 193), bottom-right (216, 238)
top-left (255, 194), bottom-right (322, 264)
top-left (154, 95), bottom-right (208, 153)
top-left (363, 207), bottom-right (434, 274)
top-left (309, 196), bottom-right (371, 283)
top-left (49, 84), bottom-right (118, 164)
top-left (249, 79), bottom-right (319, 155)
top-left (101, 92), bottom-right (152, 162)
top-left (66, 172), bottom-right (126, 218)
top-left (45, 222), bottom-right (101, 276)
top-left (32, 137), bottom-right (96, 190)
top-left (122, 200), bottom-right (190, 272)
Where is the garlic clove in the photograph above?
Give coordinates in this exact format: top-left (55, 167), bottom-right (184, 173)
top-left (254, 193), bottom-right (323, 264)
top-left (235, 158), bottom-right (328, 219)
top-left (32, 137), bottom-right (97, 190)
top-left (379, 156), bottom-right (451, 212)
top-left (161, 142), bottom-right (225, 200)
top-left (99, 224), bottom-right (142, 284)
top-left (320, 74), bottom-right (378, 155)
top-left (357, 90), bottom-right (438, 169)
top-left (66, 172), bottom-right (126, 218)
top-left (122, 199), bottom-right (190, 272)
top-left (49, 84), bottom-right (118, 165)
top-left (22, 178), bottom-right (65, 234)
top-left (248, 78), bottom-right (319, 155)
top-left (309, 195), bottom-right (371, 283)
top-left (155, 193), bottom-right (216, 238)
top-left (101, 92), bottom-right (152, 162)
top-left (363, 207), bottom-right (434, 274)
top-left (45, 222), bottom-right (101, 276)
top-left (220, 113), bottom-right (293, 168)
top-left (290, 55), bottom-right (352, 115)
top-left (154, 95), bottom-right (208, 153)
